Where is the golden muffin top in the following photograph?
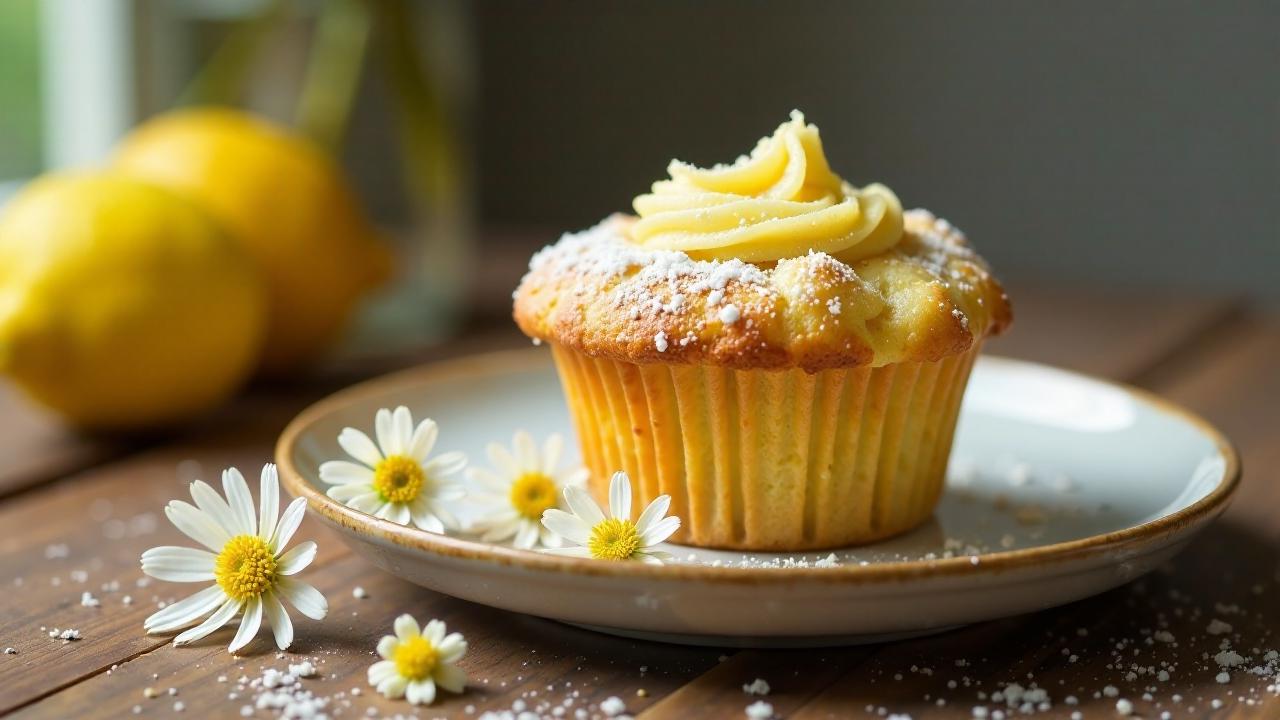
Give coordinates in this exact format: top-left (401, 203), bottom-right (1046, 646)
top-left (513, 113), bottom-right (1011, 372)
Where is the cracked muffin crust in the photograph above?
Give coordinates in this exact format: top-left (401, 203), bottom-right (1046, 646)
top-left (514, 209), bottom-right (1010, 373)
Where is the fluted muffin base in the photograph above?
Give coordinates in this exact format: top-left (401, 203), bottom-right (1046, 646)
top-left (550, 344), bottom-right (980, 551)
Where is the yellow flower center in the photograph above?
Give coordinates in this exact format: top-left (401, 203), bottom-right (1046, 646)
top-left (373, 455), bottom-right (426, 504)
top-left (214, 534), bottom-right (278, 601)
top-left (393, 636), bottom-right (439, 681)
top-left (509, 472), bottom-right (558, 519)
top-left (588, 518), bottom-right (641, 561)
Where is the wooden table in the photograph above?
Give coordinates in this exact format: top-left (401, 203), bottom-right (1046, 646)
top-left (1, 282), bottom-right (1277, 720)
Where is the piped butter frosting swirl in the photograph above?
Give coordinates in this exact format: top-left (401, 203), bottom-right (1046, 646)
top-left (631, 111), bottom-right (904, 264)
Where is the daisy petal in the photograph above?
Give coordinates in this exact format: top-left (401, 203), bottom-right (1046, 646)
top-left (409, 418), bottom-right (439, 462)
top-left (541, 509), bottom-right (591, 545)
top-left (486, 441), bottom-right (519, 476)
top-left (338, 427), bottom-right (382, 467)
top-left (478, 518), bottom-right (518, 543)
top-left (165, 501), bottom-right (232, 552)
top-left (425, 501), bottom-right (459, 530)
top-left (139, 566), bottom-right (216, 583)
top-left (562, 467), bottom-right (590, 489)
top-left (641, 516), bottom-right (681, 546)
top-left (277, 577), bottom-right (328, 620)
top-left (174, 597), bottom-right (241, 646)
top-left (637, 550), bottom-right (672, 565)
top-left (258, 464), bottom-right (280, 541)
top-left (434, 483), bottom-right (468, 502)
top-left (542, 433), bottom-right (564, 475)
top-left (435, 662), bottom-right (467, 693)
top-left (392, 406), bottom-right (414, 457)
top-left (345, 492), bottom-right (384, 514)
top-left (542, 546), bottom-right (593, 558)
top-left (513, 430), bottom-right (538, 469)
top-left (379, 503), bottom-right (410, 525)
top-left (423, 619), bottom-right (445, 645)
top-left (277, 541), bottom-right (317, 575)
top-left (465, 467), bottom-right (510, 493)
top-left (378, 675), bottom-right (408, 699)
top-left (140, 545), bottom-right (216, 563)
top-left (376, 636), bottom-right (397, 660)
top-left (634, 494), bottom-right (671, 536)
top-left (144, 584), bottom-right (226, 633)
top-left (393, 613), bottom-right (419, 641)
top-left (271, 497), bottom-right (308, 551)
top-left (327, 483), bottom-right (372, 502)
top-left (319, 460), bottom-right (374, 486)
top-left (563, 485), bottom-right (605, 526)
top-left (140, 546), bottom-right (218, 582)
top-left (608, 471), bottom-right (632, 520)
top-left (424, 451), bottom-right (467, 477)
top-left (409, 505), bottom-right (445, 534)
top-left (375, 408), bottom-right (397, 456)
top-left (513, 521), bottom-right (540, 549)
top-left (228, 596), bottom-right (263, 653)
top-left (406, 678), bottom-right (436, 706)
top-left (368, 659), bottom-right (397, 685)
top-left (438, 633), bottom-right (468, 663)
top-left (188, 480), bottom-right (239, 539)
top-left (262, 591), bottom-right (293, 650)
top-left (222, 467), bottom-right (257, 537)
top-left (540, 525), bottom-right (564, 548)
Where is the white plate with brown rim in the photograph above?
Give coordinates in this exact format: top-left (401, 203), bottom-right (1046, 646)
top-left (276, 348), bottom-right (1239, 647)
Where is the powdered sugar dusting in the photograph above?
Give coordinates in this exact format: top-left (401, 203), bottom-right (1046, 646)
top-left (517, 210), bottom-right (1005, 366)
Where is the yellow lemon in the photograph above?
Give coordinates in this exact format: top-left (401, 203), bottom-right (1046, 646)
top-left (0, 172), bottom-right (266, 429)
top-left (112, 108), bottom-right (392, 374)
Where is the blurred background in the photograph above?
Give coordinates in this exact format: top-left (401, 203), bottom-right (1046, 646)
top-left (0, 0), bottom-right (1276, 430)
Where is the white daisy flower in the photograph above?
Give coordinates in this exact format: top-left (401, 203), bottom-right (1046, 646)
top-left (466, 431), bottom-right (589, 549)
top-left (540, 471), bottom-right (680, 564)
top-left (367, 614), bottom-right (467, 706)
top-left (140, 464), bottom-right (327, 653)
top-left (318, 406), bottom-right (467, 532)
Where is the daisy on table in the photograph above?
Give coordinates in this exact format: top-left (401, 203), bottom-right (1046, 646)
top-left (466, 430), bottom-right (588, 549)
top-left (540, 471), bottom-right (680, 564)
top-left (319, 406), bottom-right (467, 532)
top-left (368, 614), bottom-right (467, 706)
top-left (140, 464), bottom-right (326, 652)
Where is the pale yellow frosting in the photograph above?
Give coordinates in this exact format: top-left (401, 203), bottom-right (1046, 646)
top-left (631, 111), bottom-right (903, 264)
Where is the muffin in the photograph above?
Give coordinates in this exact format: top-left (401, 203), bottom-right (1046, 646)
top-left (513, 111), bottom-right (1011, 551)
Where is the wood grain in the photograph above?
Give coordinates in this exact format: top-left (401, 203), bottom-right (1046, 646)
top-left (0, 385), bottom-right (123, 500)
top-left (984, 280), bottom-right (1244, 380)
top-left (0, 424), bottom-right (352, 715)
top-left (11, 545), bottom-right (725, 719)
top-left (1, 289), bottom-right (1275, 720)
top-left (641, 317), bottom-right (1280, 720)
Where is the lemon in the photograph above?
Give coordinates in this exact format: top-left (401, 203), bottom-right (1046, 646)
top-left (0, 173), bottom-right (266, 429)
top-left (112, 108), bottom-right (391, 374)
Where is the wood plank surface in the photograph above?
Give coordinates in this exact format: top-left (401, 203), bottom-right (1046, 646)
top-left (0, 385), bottom-right (123, 500)
top-left (1, 289), bottom-right (1275, 719)
top-left (14, 555), bottom-right (723, 719)
top-left (0, 418), bottom-right (353, 714)
top-left (983, 280), bottom-right (1244, 379)
top-left (640, 315), bottom-right (1280, 720)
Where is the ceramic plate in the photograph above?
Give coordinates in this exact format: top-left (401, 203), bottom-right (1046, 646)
top-left (276, 349), bottom-right (1239, 647)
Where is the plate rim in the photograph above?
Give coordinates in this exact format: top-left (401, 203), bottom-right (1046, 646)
top-left (275, 348), bottom-right (1240, 587)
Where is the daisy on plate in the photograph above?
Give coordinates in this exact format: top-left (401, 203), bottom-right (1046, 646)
top-left (140, 464), bottom-right (327, 652)
top-left (540, 471), bottom-right (680, 564)
top-left (466, 430), bottom-right (589, 549)
top-left (319, 406), bottom-right (467, 532)
top-left (368, 614), bottom-right (467, 706)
